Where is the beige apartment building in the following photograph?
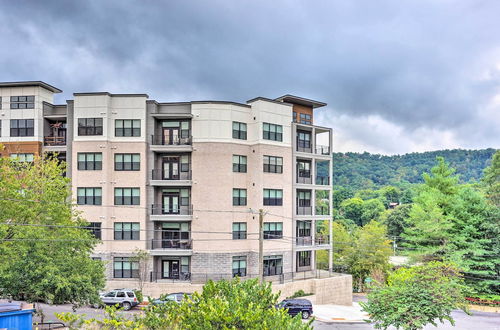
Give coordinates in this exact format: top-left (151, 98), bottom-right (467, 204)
top-left (0, 81), bottom-right (333, 289)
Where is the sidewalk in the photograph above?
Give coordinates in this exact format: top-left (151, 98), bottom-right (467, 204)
top-left (313, 302), bottom-right (370, 323)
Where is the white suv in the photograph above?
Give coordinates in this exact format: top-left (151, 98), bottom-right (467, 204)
top-left (98, 289), bottom-right (139, 310)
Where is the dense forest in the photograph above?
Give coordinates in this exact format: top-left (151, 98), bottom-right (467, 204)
top-left (333, 148), bottom-right (497, 190)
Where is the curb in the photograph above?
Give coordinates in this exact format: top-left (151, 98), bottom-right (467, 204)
top-left (314, 316), bottom-right (368, 324)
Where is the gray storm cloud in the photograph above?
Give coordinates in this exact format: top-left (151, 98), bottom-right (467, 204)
top-left (0, 0), bottom-right (499, 154)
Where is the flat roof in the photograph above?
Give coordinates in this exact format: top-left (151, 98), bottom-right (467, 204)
top-left (0, 81), bottom-right (62, 93)
top-left (73, 92), bottom-right (149, 98)
top-left (274, 94), bottom-right (326, 108)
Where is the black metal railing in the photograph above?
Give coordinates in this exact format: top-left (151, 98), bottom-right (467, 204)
top-left (315, 236), bottom-right (330, 245)
top-left (297, 174), bottom-right (312, 184)
top-left (315, 176), bottom-right (330, 185)
top-left (296, 139), bottom-right (312, 153)
top-left (150, 239), bottom-right (192, 250)
top-left (151, 204), bottom-right (193, 215)
top-left (151, 134), bottom-right (192, 146)
top-left (44, 136), bottom-right (66, 146)
top-left (150, 271), bottom-right (191, 282)
top-left (296, 205), bottom-right (312, 215)
top-left (296, 236), bottom-right (313, 246)
top-left (315, 145), bottom-right (330, 155)
top-left (315, 206), bottom-right (330, 215)
top-left (151, 169), bottom-right (192, 181)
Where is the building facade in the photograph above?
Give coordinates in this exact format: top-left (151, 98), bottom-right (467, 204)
top-left (0, 81), bottom-right (333, 288)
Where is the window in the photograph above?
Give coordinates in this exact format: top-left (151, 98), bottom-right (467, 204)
top-left (77, 153), bottom-right (102, 170)
top-left (232, 121), bottom-right (247, 140)
top-left (297, 160), bottom-right (311, 177)
top-left (10, 153), bottom-right (34, 162)
top-left (232, 222), bottom-right (247, 239)
top-left (232, 155), bottom-right (247, 173)
top-left (233, 189), bottom-right (247, 206)
top-left (113, 257), bottom-right (138, 278)
top-left (78, 118), bottom-right (103, 136)
top-left (297, 131), bottom-right (311, 149)
top-left (299, 113), bottom-right (312, 125)
top-left (114, 188), bottom-right (140, 205)
top-left (298, 251), bottom-right (311, 267)
top-left (264, 222), bottom-right (283, 239)
top-left (232, 256), bottom-right (247, 277)
top-left (263, 123), bottom-right (283, 141)
top-left (298, 190), bottom-right (311, 207)
top-left (114, 222), bottom-right (140, 240)
top-left (0, 97), bottom-right (2, 110)
top-left (297, 221), bottom-right (311, 237)
top-left (77, 188), bottom-right (102, 205)
top-left (10, 95), bottom-right (35, 109)
top-left (180, 155), bottom-right (190, 172)
top-left (115, 154), bottom-right (140, 171)
top-left (263, 156), bottom-right (283, 173)
top-left (263, 189), bottom-right (283, 206)
top-left (263, 255), bottom-right (283, 276)
top-left (293, 111), bottom-right (297, 123)
top-left (10, 119), bottom-right (34, 137)
top-left (87, 222), bottom-right (102, 239)
top-left (115, 119), bottom-right (141, 137)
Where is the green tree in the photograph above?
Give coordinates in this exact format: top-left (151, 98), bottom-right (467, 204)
top-left (332, 186), bottom-right (354, 209)
top-left (339, 197), bottom-right (364, 226)
top-left (361, 262), bottom-right (469, 330)
top-left (380, 204), bottom-right (412, 237)
top-left (360, 199), bottom-right (385, 226)
top-left (483, 150), bottom-right (500, 207)
top-left (0, 155), bottom-right (105, 305)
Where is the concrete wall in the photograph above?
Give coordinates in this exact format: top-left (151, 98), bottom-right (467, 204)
top-left (107, 274), bottom-right (353, 306)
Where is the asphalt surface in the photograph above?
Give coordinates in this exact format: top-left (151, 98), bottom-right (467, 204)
top-left (24, 301), bottom-right (500, 330)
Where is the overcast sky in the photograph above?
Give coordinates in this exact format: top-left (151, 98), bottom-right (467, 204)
top-left (1, 0), bottom-right (498, 154)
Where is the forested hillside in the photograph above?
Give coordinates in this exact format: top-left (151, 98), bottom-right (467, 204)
top-left (333, 148), bottom-right (496, 189)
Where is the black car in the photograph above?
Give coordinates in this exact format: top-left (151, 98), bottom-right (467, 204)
top-left (277, 299), bottom-right (313, 319)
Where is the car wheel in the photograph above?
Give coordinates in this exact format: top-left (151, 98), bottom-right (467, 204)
top-left (301, 311), bottom-right (310, 319)
top-left (122, 302), bottom-right (132, 311)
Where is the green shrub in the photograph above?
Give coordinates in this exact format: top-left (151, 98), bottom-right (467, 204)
top-left (287, 289), bottom-right (313, 299)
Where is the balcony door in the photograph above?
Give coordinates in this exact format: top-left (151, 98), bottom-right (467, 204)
top-left (162, 260), bottom-right (180, 279)
top-left (162, 127), bottom-right (180, 145)
top-left (162, 157), bottom-right (180, 180)
top-left (162, 192), bottom-right (179, 214)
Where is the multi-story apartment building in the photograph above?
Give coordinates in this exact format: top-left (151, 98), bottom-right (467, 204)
top-left (0, 81), bottom-right (333, 289)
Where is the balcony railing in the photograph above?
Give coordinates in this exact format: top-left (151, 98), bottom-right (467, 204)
top-left (44, 136), bottom-right (66, 146)
top-left (315, 176), bottom-right (330, 185)
top-left (151, 134), bottom-right (192, 146)
top-left (296, 236), bottom-right (313, 246)
top-left (315, 206), bottom-right (330, 216)
top-left (150, 271), bottom-right (191, 282)
top-left (297, 172), bottom-right (312, 184)
top-left (150, 239), bottom-right (192, 249)
top-left (151, 169), bottom-right (192, 181)
top-left (296, 139), bottom-right (312, 153)
top-left (315, 145), bottom-right (330, 155)
top-left (315, 236), bottom-right (330, 245)
top-left (296, 205), bottom-right (312, 216)
top-left (151, 204), bottom-right (193, 215)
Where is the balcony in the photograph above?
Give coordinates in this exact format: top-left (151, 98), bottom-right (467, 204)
top-left (296, 236), bottom-right (313, 246)
top-left (151, 204), bottom-right (192, 215)
top-left (315, 176), bottom-right (330, 185)
top-left (44, 136), bottom-right (66, 146)
top-left (296, 205), bottom-right (312, 216)
top-left (315, 205), bottom-right (330, 216)
top-left (315, 145), bottom-right (330, 155)
top-left (150, 134), bottom-right (192, 153)
top-left (297, 172), bottom-right (312, 184)
top-left (315, 236), bottom-right (330, 246)
top-left (150, 239), bottom-right (192, 250)
top-left (151, 169), bottom-right (192, 186)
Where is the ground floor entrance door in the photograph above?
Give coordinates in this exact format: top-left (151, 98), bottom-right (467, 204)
top-left (162, 260), bottom-right (180, 279)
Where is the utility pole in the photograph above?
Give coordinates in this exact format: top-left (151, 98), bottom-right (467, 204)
top-left (258, 208), bottom-right (264, 283)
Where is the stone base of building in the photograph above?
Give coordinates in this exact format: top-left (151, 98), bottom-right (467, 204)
top-left (106, 273), bottom-right (352, 306)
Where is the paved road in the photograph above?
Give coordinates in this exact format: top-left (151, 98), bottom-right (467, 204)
top-left (313, 310), bottom-right (500, 330)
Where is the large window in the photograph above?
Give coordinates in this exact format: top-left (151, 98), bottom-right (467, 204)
top-left (298, 251), bottom-right (311, 267)
top-left (263, 189), bottom-right (283, 206)
top-left (263, 123), bottom-right (283, 142)
top-left (232, 222), bottom-right (247, 240)
top-left (10, 153), bottom-right (34, 162)
top-left (10, 119), bottom-right (34, 137)
top-left (263, 256), bottom-right (283, 276)
top-left (77, 153), bottom-right (102, 170)
top-left (264, 222), bottom-right (283, 239)
top-left (10, 95), bottom-right (34, 109)
top-left (263, 156), bottom-right (283, 173)
top-left (297, 160), bottom-right (311, 178)
top-left (113, 257), bottom-right (139, 278)
top-left (233, 189), bottom-right (247, 206)
top-left (114, 188), bottom-right (140, 205)
top-left (232, 155), bottom-right (247, 173)
top-left (232, 256), bottom-right (247, 277)
top-left (115, 119), bottom-right (141, 137)
top-left (298, 190), bottom-right (311, 207)
top-left (115, 154), bottom-right (140, 171)
top-left (232, 121), bottom-right (247, 140)
top-left (87, 222), bottom-right (102, 240)
top-left (297, 131), bottom-right (311, 149)
top-left (78, 118), bottom-right (103, 136)
top-left (114, 222), bottom-right (140, 240)
top-left (77, 188), bottom-right (102, 205)
top-left (299, 113), bottom-right (312, 125)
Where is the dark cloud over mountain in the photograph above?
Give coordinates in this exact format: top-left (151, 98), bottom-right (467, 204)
top-left (1, 0), bottom-right (499, 153)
